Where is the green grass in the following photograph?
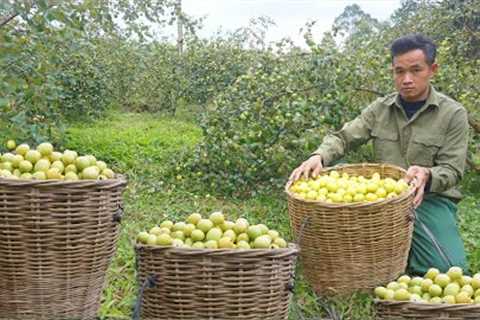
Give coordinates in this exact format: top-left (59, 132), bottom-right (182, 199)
top-left (62, 111), bottom-right (480, 320)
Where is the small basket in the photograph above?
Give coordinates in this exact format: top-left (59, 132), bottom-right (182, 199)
top-left (286, 163), bottom-right (415, 295)
top-left (374, 300), bottom-right (480, 319)
top-left (0, 176), bottom-right (127, 320)
top-left (134, 244), bottom-right (299, 320)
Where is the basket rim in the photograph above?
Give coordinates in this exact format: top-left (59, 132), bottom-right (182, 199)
top-left (135, 242), bottom-right (299, 255)
top-left (0, 173), bottom-right (127, 187)
top-left (374, 298), bottom-right (480, 310)
top-left (285, 162), bottom-right (415, 208)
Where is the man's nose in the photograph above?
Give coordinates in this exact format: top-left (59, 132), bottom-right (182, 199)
top-left (403, 72), bottom-right (413, 84)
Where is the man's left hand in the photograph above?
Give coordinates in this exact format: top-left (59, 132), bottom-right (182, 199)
top-left (405, 165), bottom-right (431, 208)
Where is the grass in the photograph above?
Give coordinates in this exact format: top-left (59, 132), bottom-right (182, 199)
top-left (61, 110), bottom-right (480, 320)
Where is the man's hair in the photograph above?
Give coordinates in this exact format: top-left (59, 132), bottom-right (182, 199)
top-left (390, 34), bottom-right (437, 65)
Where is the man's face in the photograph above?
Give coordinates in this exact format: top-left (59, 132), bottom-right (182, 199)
top-left (392, 49), bottom-right (437, 102)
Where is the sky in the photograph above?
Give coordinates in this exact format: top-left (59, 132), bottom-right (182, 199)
top-left (179, 0), bottom-right (403, 46)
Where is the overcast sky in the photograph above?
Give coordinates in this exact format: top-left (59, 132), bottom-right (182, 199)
top-left (180, 0), bottom-right (402, 46)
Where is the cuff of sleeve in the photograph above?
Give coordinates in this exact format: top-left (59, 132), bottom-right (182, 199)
top-left (311, 147), bottom-right (332, 167)
top-left (429, 167), bottom-right (443, 193)
top-left (424, 173), bottom-right (432, 193)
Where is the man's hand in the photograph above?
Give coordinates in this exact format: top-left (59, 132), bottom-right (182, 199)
top-left (289, 154), bottom-right (323, 182)
top-left (404, 165), bottom-right (431, 208)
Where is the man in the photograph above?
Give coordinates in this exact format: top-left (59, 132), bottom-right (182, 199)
top-left (289, 34), bottom-right (469, 275)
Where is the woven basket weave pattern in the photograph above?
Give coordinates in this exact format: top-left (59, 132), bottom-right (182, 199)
top-left (286, 163), bottom-right (415, 295)
top-left (0, 177), bottom-right (126, 320)
top-left (375, 300), bottom-right (480, 320)
top-left (136, 244), bottom-right (298, 320)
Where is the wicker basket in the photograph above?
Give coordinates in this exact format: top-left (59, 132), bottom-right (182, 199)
top-left (375, 300), bottom-right (480, 319)
top-left (286, 163), bottom-right (415, 295)
top-left (0, 176), bottom-right (127, 320)
top-left (134, 244), bottom-right (299, 320)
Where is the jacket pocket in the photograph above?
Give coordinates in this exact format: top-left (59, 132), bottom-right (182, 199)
top-left (371, 128), bottom-right (400, 162)
top-left (408, 135), bottom-right (442, 167)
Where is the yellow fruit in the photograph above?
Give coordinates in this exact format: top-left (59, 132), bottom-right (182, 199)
top-left (37, 142), bottom-right (53, 156)
top-left (209, 211), bottom-right (225, 225)
top-left (6, 140), bottom-right (16, 150)
top-left (398, 275), bottom-right (411, 285)
top-left (429, 284), bottom-right (442, 297)
top-left (159, 220), bottom-right (173, 229)
top-left (456, 291), bottom-right (473, 304)
top-left (434, 274), bottom-right (451, 288)
top-left (156, 234), bottom-right (173, 246)
top-left (425, 268), bottom-right (440, 280)
top-left (365, 193), bottom-right (378, 202)
top-left (374, 286), bottom-right (388, 299)
top-left (442, 295), bottom-right (456, 304)
top-left (15, 144), bottom-right (30, 156)
top-left (394, 288), bottom-right (410, 301)
top-left (218, 237), bottom-right (234, 249)
top-left (447, 266), bottom-right (463, 280)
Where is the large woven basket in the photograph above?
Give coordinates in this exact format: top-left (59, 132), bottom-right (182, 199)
top-left (0, 176), bottom-right (127, 320)
top-left (375, 300), bottom-right (480, 319)
top-left (134, 244), bottom-right (299, 320)
top-left (286, 163), bottom-right (415, 295)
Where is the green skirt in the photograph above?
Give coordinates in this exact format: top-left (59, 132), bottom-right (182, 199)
top-left (407, 194), bottom-right (468, 276)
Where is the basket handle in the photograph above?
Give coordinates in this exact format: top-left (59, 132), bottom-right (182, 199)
top-left (113, 204), bottom-right (124, 223)
top-left (132, 274), bottom-right (157, 320)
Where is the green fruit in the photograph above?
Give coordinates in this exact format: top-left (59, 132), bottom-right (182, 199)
top-left (187, 213), bottom-right (202, 225)
top-left (137, 231), bottom-right (149, 244)
top-left (223, 229), bottom-right (236, 241)
top-left (61, 150), bottom-right (77, 165)
top-left (444, 283), bottom-right (460, 296)
top-left (410, 277), bottom-right (424, 287)
top-left (156, 234), bottom-right (173, 246)
top-left (237, 240), bottom-right (250, 249)
top-left (32, 171), bottom-right (46, 180)
top-left (82, 166), bottom-right (100, 179)
top-left (429, 284), bottom-right (442, 297)
top-left (15, 144), bottom-right (30, 156)
top-left (184, 238), bottom-right (193, 246)
top-left (183, 223), bottom-right (195, 236)
top-left (394, 288), bottom-right (410, 301)
top-left (0, 162), bottom-right (13, 171)
top-left (19, 160), bottom-right (33, 173)
top-left (197, 219), bottom-right (214, 233)
top-left (50, 151), bottom-right (62, 162)
top-left (386, 282), bottom-right (400, 291)
top-left (209, 211), bottom-right (225, 225)
top-left (442, 295), bottom-right (456, 304)
top-left (253, 235), bottom-right (272, 249)
top-left (64, 172), bottom-right (79, 181)
top-left (472, 275), bottom-right (480, 290)
top-left (191, 229), bottom-right (205, 241)
top-left (192, 241), bottom-right (205, 249)
top-left (24, 150), bottom-right (41, 164)
top-left (258, 224), bottom-right (269, 234)
top-left (430, 296), bottom-right (442, 304)
top-left (409, 294), bottom-right (422, 302)
top-left (173, 222), bottom-right (186, 232)
top-left (0, 169), bottom-right (12, 177)
top-left (37, 142), bottom-right (53, 156)
top-left (274, 238), bottom-right (287, 248)
top-left (146, 234), bottom-right (157, 245)
top-left (96, 161), bottom-right (107, 171)
top-left (206, 227), bottom-right (223, 241)
top-left (12, 154), bottom-right (23, 167)
top-left (149, 226), bottom-right (163, 235)
top-left (398, 275), bottom-right (411, 285)
top-left (247, 225), bottom-right (263, 240)
top-left (160, 220), bottom-right (174, 229)
top-left (6, 140), bottom-right (16, 150)
top-left (408, 285), bottom-right (422, 295)
top-left (102, 168), bottom-right (115, 179)
top-left (86, 155), bottom-right (97, 166)
top-left (51, 160), bottom-right (64, 173)
top-left (447, 266), bottom-right (463, 280)
top-left (172, 231), bottom-right (185, 240)
top-left (220, 221), bottom-right (235, 231)
top-left (75, 156), bottom-right (91, 171)
top-left (12, 169), bottom-right (21, 177)
top-left (171, 239), bottom-right (184, 247)
top-left (204, 240), bottom-right (218, 249)
top-left (233, 218), bottom-right (249, 234)
top-left (2, 152), bottom-right (15, 163)
top-left (34, 158), bottom-right (50, 172)
top-left (461, 284), bottom-right (474, 297)
top-left (459, 275), bottom-right (473, 287)
top-left (374, 286), bottom-right (388, 299)
top-left (218, 237), bottom-right (234, 248)
top-left (64, 164), bottom-right (77, 174)
top-left (267, 230), bottom-right (280, 240)
top-left (20, 172), bottom-right (32, 180)
top-left (46, 168), bottom-right (62, 179)
top-left (421, 278), bottom-right (433, 292)
top-left (456, 291), bottom-right (473, 304)
top-left (425, 268), bottom-right (440, 280)
top-left (385, 289), bottom-right (395, 300)
top-left (434, 274), bottom-right (451, 288)
top-left (237, 233), bottom-right (249, 242)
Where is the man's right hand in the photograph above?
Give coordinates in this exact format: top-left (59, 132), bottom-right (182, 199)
top-left (288, 154), bottom-right (324, 183)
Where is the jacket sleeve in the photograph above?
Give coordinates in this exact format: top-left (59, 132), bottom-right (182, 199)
top-left (429, 107), bottom-right (469, 193)
top-left (312, 101), bottom-right (377, 166)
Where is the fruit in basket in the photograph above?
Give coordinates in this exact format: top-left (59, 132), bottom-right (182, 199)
top-left (290, 170), bottom-right (411, 204)
top-left (375, 266), bottom-right (480, 304)
top-left (137, 212), bottom-right (289, 250)
top-left (0, 141), bottom-right (116, 180)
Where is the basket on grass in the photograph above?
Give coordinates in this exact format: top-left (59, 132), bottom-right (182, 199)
top-left (134, 243), bottom-right (298, 320)
top-left (374, 300), bottom-right (480, 320)
top-left (0, 176), bottom-right (127, 320)
top-left (286, 163), bottom-right (415, 295)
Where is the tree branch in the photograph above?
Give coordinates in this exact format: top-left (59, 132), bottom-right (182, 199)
top-left (0, 13), bottom-right (19, 28)
top-left (353, 87), bottom-right (385, 97)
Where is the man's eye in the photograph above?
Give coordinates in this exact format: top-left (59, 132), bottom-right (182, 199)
top-left (395, 70), bottom-right (405, 75)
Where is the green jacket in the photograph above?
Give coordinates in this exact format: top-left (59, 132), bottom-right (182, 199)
top-left (313, 86), bottom-right (469, 200)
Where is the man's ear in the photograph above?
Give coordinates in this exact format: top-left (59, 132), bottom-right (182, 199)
top-left (430, 63), bottom-right (438, 74)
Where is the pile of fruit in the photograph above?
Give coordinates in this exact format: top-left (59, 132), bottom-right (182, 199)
top-left (0, 140), bottom-right (115, 180)
top-left (289, 171), bottom-right (410, 203)
top-left (137, 211), bottom-right (288, 249)
top-left (375, 267), bottom-right (480, 304)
